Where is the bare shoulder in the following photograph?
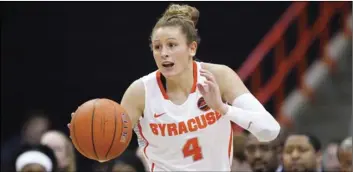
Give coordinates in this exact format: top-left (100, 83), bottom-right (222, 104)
top-left (201, 62), bottom-right (249, 102)
top-left (201, 62), bottom-right (229, 71)
top-left (121, 79), bottom-right (145, 108)
top-left (121, 79), bottom-right (145, 126)
top-left (201, 62), bottom-right (237, 80)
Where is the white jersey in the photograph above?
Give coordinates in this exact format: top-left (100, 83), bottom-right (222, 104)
top-left (134, 61), bottom-right (234, 171)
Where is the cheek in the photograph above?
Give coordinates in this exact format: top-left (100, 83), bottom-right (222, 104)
top-left (153, 52), bottom-right (160, 60)
top-left (282, 155), bottom-right (292, 165)
top-left (244, 152), bottom-right (254, 161)
top-left (173, 46), bottom-right (189, 58)
top-left (265, 152), bottom-right (276, 161)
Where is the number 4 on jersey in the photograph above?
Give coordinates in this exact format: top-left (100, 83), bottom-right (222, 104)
top-left (182, 137), bottom-right (203, 161)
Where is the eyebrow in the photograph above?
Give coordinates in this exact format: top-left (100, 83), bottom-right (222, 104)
top-left (153, 38), bottom-right (177, 43)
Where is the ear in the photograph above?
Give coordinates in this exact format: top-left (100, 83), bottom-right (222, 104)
top-left (189, 41), bottom-right (198, 57)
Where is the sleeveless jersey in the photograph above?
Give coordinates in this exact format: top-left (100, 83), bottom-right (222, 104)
top-left (134, 61), bottom-right (234, 171)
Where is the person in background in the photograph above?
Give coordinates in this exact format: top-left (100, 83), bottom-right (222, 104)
top-left (337, 136), bottom-right (352, 172)
top-left (10, 144), bottom-right (58, 172)
top-left (112, 150), bottom-right (146, 172)
top-left (135, 147), bottom-right (149, 172)
top-left (1, 111), bottom-right (51, 171)
top-left (282, 133), bottom-right (322, 172)
top-left (244, 131), bottom-right (283, 172)
top-left (322, 139), bottom-right (341, 171)
top-left (40, 130), bottom-right (76, 172)
top-left (231, 132), bottom-right (251, 172)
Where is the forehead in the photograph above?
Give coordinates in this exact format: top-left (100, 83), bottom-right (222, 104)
top-left (285, 135), bottom-right (311, 147)
top-left (246, 134), bottom-right (272, 146)
top-left (152, 26), bottom-right (184, 41)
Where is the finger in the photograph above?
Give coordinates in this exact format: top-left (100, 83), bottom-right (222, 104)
top-left (67, 123), bottom-right (71, 129)
top-left (197, 83), bottom-right (207, 95)
top-left (71, 112), bottom-right (75, 117)
top-left (200, 69), bottom-right (216, 83)
top-left (204, 80), bottom-right (217, 91)
top-left (200, 72), bottom-right (214, 83)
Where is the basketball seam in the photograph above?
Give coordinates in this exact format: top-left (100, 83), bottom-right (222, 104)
top-left (72, 108), bottom-right (87, 157)
top-left (105, 100), bottom-right (118, 159)
top-left (92, 99), bottom-right (100, 160)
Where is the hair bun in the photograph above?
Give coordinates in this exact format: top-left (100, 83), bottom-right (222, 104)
top-left (163, 4), bottom-right (200, 27)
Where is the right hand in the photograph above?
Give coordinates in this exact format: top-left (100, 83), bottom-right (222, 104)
top-left (67, 113), bottom-right (74, 138)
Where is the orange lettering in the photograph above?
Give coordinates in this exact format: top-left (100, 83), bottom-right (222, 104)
top-left (215, 111), bottom-right (222, 120)
top-left (187, 119), bottom-right (198, 132)
top-left (205, 112), bottom-right (216, 125)
top-left (158, 124), bottom-right (167, 136)
top-left (178, 121), bottom-right (188, 135)
top-left (150, 123), bottom-right (159, 135)
top-left (195, 115), bottom-right (207, 129)
top-left (167, 123), bottom-right (178, 136)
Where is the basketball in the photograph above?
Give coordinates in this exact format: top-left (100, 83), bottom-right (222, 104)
top-left (69, 98), bottom-right (132, 162)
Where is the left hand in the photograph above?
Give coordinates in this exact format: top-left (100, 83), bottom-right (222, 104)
top-left (197, 69), bottom-right (228, 114)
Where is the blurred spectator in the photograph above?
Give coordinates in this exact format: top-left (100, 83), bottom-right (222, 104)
top-left (10, 144), bottom-right (58, 172)
top-left (136, 147), bottom-right (149, 172)
top-left (231, 133), bottom-right (251, 172)
top-left (1, 111), bottom-right (51, 170)
top-left (282, 133), bottom-right (322, 172)
top-left (337, 137), bottom-right (352, 172)
top-left (40, 130), bottom-right (76, 172)
top-left (112, 150), bottom-right (146, 172)
top-left (244, 133), bottom-right (281, 172)
top-left (322, 139), bottom-right (341, 171)
top-left (93, 161), bottom-right (111, 172)
top-left (92, 150), bottom-right (146, 172)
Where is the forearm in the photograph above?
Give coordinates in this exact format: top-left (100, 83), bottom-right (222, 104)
top-left (221, 93), bottom-right (280, 142)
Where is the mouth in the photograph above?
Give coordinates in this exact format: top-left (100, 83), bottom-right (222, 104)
top-left (290, 164), bottom-right (305, 172)
top-left (162, 62), bottom-right (175, 68)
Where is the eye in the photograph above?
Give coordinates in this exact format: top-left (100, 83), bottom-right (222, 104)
top-left (284, 147), bottom-right (294, 154)
top-left (298, 147), bottom-right (309, 153)
top-left (153, 45), bottom-right (161, 50)
top-left (246, 145), bottom-right (255, 153)
top-left (259, 145), bottom-right (270, 152)
top-left (168, 43), bottom-right (176, 48)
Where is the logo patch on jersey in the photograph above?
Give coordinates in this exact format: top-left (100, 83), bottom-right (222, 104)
top-left (154, 112), bottom-right (166, 118)
top-left (197, 97), bottom-right (210, 111)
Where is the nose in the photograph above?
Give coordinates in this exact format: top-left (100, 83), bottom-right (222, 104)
top-left (254, 149), bottom-right (262, 159)
top-left (161, 46), bottom-right (169, 59)
top-left (290, 149), bottom-right (300, 161)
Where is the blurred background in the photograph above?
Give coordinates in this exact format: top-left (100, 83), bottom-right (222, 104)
top-left (1, 1), bottom-right (352, 172)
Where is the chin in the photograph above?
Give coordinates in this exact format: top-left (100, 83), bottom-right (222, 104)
top-left (159, 68), bottom-right (179, 78)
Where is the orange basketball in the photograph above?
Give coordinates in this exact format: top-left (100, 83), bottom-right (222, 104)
top-left (69, 98), bottom-right (132, 162)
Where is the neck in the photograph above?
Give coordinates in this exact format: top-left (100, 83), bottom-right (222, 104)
top-left (166, 61), bottom-right (194, 95)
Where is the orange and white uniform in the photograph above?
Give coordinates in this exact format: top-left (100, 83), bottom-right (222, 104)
top-left (134, 61), bottom-right (234, 171)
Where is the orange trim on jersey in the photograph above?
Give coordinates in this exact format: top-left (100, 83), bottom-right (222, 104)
top-left (232, 123), bottom-right (244, 134)
top-left (190, 61), bottom-right (198, 93)
top-left (228, 122), bottom-right (234, 161)
top-left (156, 71), bottom-right (169, 99)
top-left (137, 122), bottom-right (150, 159)
top-left (156, 61), bottom-right (198, 99)
top-left (151, 163), bottom-right (155, 172)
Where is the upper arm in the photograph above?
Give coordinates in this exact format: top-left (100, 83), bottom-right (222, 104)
top-left (120, 79), bottom-right (145, 128)
top-left (204, 63), bottom-right (250, 104)
top-left (218, 65), bottom-right (250, 103)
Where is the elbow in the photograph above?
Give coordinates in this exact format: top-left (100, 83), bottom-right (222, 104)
top-left (255, 119), bottom-right (281, 142)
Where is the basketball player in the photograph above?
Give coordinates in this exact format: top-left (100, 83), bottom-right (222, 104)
top-left (71, 4), bottom-right (280, 171)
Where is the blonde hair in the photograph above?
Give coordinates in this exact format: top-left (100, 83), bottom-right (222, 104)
top-left (42, 130), bottom-right (76, 172)
top-left (151, 4), bottom-right (201, 45)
